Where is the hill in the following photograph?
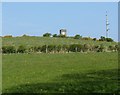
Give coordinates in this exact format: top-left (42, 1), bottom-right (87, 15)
top-left (2, 36), bottom-right (117, 48)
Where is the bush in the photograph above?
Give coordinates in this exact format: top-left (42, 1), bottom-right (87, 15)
top-left (97, 44), bottom-right (106, 52)
top-left (43, 33), bottom-right (51, 37)
top-left (41, 45), bottom-right (47, 53)
top-left (99, 36), bottom-right (106, 41)
top-left (62, 44), bottom-right (70, 52)
top-left (4, 35), bottom-right (12, 38)
top-left (53, 34), bottom-right (58, 37)
top-left (99, 36), bottom-right (113, 42)
top-left (69, 44), bottom-right (77, 52)
top-left (37, 46), bottom-right (42, 52)
top-left (106, 38), bottom-right (113, 42)
top-left (76, 44), bottom-right (83, 52)
top-left (48, 45), bottom-right (56, 53)
top-left (74, 35), bottom-right (82, 39)
top-left (22, 34), bottom-right (29, 37)
top-left (56, 45), bottom-right (62, 52)
top-left (69, 44), bottom-right (83, 52)
top-left (83, 44), bottom-right (91, 52)
top-left (92, 45), bottom-right (100, 52)
top-left (28, 46), bottom-right (41, 53)
top-left (115, 45), bottom-right (119, 51)
top-left (2, 46), bottom-right (16, 54)
top-left (93, 38), bottom-right (97, 41)
top-left (17, 45), bottom-right (26, 53)
top-left (108, 45), bottom-right (115, 51)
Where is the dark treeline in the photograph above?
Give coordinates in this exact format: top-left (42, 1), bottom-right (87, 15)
top-left (1, 44), bottom-right (119, 54)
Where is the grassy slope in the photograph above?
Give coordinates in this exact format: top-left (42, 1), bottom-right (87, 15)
top-left (2, 36), bottom-right (117, 48)
top-left (2, 52), bottom-right (118, 93)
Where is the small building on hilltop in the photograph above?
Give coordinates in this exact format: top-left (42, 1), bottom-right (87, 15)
top-left (59, 29), bottom-right (67, 36)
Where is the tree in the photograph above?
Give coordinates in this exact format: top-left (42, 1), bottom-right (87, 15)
top-left (43, 33), bottom-right (51, 37)
top-left (74, 35), bottom-right (82, 39)
top-left (53, 34), bottom-right (58, 37)
top-left (17, 45), bottom-right (26, 53)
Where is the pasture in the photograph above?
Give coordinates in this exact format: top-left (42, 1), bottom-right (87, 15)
top-left (2, 52), bottom-right (118, 93)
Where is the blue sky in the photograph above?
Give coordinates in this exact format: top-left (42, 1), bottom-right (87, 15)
top-left (2, 2), bottom-right (118, 41)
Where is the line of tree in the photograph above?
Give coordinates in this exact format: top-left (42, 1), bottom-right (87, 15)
top-left (99, 36), bottom-right (114, 42)
top-left (43, 33), bottom-right (114, 42)
top-left (1, 44), bottom-right (119, 54)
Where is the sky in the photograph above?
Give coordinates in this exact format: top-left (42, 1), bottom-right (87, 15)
top-left (2, 2), bottom-right (118, 41)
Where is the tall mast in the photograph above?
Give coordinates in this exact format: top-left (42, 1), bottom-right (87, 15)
top-left (106, 11), bottom-right (109, 38)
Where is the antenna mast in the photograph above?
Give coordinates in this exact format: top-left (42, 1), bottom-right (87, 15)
top-left (106, 11), bottom-right (109, 38)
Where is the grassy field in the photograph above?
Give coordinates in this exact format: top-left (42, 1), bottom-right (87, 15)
top-left (2, 36), bottom-right (117, 48)
top-left (2, 52), bottom-right (118, 93)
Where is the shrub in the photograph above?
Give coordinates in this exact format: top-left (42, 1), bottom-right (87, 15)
top-left (76, 44), bottom-right (83, 52)
top-left (99, 36), bottom-right (106, 41)
top-left (17, 45), bottom-right (26, 53)
top-left (43, 33), bottom-right (51, 37)
top-left (53, 34), bottom-right (58, 37)
top-left (48, 45), bottom-right (56, 53)
top-left (62, 44), bottom-right (70, 52)
top-left (41, 45), bottom-right (47, 53)
top-left (92, 45), bottom-right (100, 52)
top-left (28, 46), bottom-right (41, 53)
top-left (93, 38), bottom-right (97, 41)
top-left (74, 35), bottom-right (82, 39)
top-left (106, 38), bottom-right (113, 42)
top-left (99, 36), bottom-right (113, 42)
top-left (22, 34), bottom-right (29, 37)
top-left (83, 44), bottom-right (91, 52)
top-left (69, 44), bottom-right (77, 52)
top-left (37, 46), bottom-right (42, 52)
top-left (2, 46), bottom-right (16, 53)
top-left (115, 45), bottom-right (119, 51)
top-left (97, 44), bottom-right (106, 52)
top-left (4, 35), bottom-right (12, 38)
top-left (108, 45), bottom-right (115, 51)
top-left (56, 45), bottom-right (62, 52)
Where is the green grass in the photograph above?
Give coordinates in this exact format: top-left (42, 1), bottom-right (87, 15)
top-left (2, 52), bottom-right (118, 93)
top-left (2, 36), bottom-right (117, 48)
